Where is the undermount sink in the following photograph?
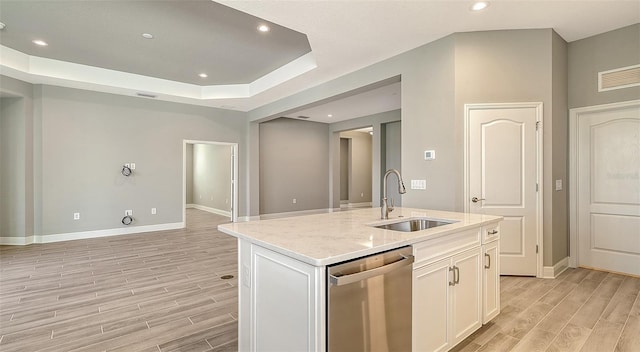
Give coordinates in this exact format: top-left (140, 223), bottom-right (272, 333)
top-left (374, 218), bottom-right (458, 232)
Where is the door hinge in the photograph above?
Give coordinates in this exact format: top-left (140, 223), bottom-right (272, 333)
top-left (536, 245), bottom-right (539, 254)
top-left (536, 121), bottom-right (542, 131)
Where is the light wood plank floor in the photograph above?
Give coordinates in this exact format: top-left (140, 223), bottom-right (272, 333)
top-left (455, 268), bottom-right (640, 352)
top-left (2, 210), bottom-right (639, 351)
top-left (0, 209), bottom-right (237, 352)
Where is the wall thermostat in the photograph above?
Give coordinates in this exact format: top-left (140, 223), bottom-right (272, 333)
top-left (424, 150), bottom-right (436, 160)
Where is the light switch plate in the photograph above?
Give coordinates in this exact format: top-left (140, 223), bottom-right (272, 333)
top-left (411, 179), bottom-right (427, 190)
top-left (555, 179), bottom-right (563, 191)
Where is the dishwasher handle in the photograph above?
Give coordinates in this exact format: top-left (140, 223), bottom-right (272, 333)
top-left (329, 254), bottom-right (415, 286)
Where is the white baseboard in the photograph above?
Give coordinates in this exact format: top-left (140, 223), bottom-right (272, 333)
top-left (0, 222), bottom-right (184, 245)
top-left (0, 236), bottom-right (35, 245)
top-left (237, 215), bottom-right (260, 222)
top-left (188, 204), bottom-right (231, 217)
top-left (340, 202), bottom-right (372, 209)
top-left (542, 257), bottom-right (570, 279)
top-left (259, 208), bottom-right (338, 220)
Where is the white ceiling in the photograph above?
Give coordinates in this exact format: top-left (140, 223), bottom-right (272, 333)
top-left (1, 1), bottom-right (638, 117)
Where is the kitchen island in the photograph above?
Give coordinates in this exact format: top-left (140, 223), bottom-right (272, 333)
top-left (218, 207), bottom-right (502, 352)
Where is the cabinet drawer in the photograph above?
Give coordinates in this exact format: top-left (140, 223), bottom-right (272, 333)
top-left (482, 223), bottom-right (500, 244)
top-left (413, 228), bottom-right (481, 267)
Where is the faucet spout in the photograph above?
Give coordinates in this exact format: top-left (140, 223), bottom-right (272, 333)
top-left (381, 169), bottom-right (406, 220)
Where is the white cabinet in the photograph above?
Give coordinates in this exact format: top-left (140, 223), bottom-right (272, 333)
top-left (482, 224), bottom-right (501, 323)
top-left (238, 239), bottom-right (325, 352)
top-left (413, 228), bottom-right (483, 352)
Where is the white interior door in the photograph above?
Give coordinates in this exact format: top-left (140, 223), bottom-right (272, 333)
top-left (575, 103), bottom-right (640, 276)
top-left (466, 103), bottom-right (541, 276)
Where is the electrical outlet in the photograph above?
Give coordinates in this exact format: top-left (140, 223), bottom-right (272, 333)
top-left (361, 192), bottom-right (364, 197)
top-left (151, 208), bottom-right (157, 215)
top-left (411, 180), bottom-right (427, 190)
top-left (73, 212), bottom-right (80, 220)
top-left (242, 264), bottom-right (251, 288)
top-left (125, 210), bottom-right (133, 216)
top-left (130, 163), bottom-right (136, 170)
top-left (292, 198), bottom-right (297, 204)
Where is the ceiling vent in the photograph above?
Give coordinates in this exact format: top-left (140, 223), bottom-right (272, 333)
top-left (296, 115), bottom-right (311, 119)
top-left (598, 64), bottom-right (640, 92)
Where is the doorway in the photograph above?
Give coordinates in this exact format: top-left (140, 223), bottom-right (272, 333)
top-left (570, 100), bottom-right (640, 276)
top-left (465, 103), bottom-right (543, 277)
top-left (339, 128), bottom-right (373, 209)
top-left (183, 140), bottom-right (238, 223)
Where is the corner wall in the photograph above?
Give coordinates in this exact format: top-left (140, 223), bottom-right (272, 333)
top-left (568, 23), bottom-right (640, 109)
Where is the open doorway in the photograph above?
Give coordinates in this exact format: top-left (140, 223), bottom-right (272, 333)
top-left (183, 140), bottom-right (238, 223)
top-left (339, 127), bottom-right (373, 209)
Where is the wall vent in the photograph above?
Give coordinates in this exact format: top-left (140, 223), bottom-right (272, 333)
top-left (598, 64), bottom-right (640, 92)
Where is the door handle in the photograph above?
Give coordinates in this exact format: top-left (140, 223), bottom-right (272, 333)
top-left (449, 267), bottom-right (455, 286)
top-left (485, 253), bottom-right (491, 269)
top-left (329, 254), bottom-right (414, 286)
top-left (471, 197), bottom-right (485, 203)
top-left (454, 266), bottom-right (460, 284)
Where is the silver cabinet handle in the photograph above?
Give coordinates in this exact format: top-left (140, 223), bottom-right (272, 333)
top-left (329, 254), bottom-right (414, 286)
top-left (449, 267), bottom-right (455, 286)
top-left (488, 229), bottom-right (498, 235)
top-left (454, 266), bottom-right (460, 284)
top-left (471, 197), bottom-right (485, 203)
top-left (485, 253), bottom-right (491, 269)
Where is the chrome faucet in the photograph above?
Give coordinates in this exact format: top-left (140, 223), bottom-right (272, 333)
top-left (381, 169), bottom-right (406, 219)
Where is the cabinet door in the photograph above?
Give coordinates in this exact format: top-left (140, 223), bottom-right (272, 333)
top-left (483, 241), bottom-right (500, 323)
top-left (413, 258), bottom-right (452, 352)
top-left (450, 248), bottom-right (482, 345)
top-left (251, 245), bottom-right (324, 352)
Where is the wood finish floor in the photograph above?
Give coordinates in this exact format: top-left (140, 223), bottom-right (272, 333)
top-left (0, 209), bottom-right (237, 352)
top-left (455, 268), bottom-right (640, 352)
top-left (2, 209), bottom-right (639, 351)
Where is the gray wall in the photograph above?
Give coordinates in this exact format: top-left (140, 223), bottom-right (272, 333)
top-left (1, 79), bottom-right (247, 239)
top-left (259, 117), bottom-right (330, 214)
top-left (185, 143), bottom-right (194, 204)
top-left (568, 23), bottom-right (640, 109)
top-left (383, 121), bottom-right (402, 206)
top-left (248, 29), bottom-right (573, 267)
top-left (1, 98), bottom-right (26, 238)
top-left (191, 143), bottom-right (232, 212)
top-left (339, 130), bottom-right (372, 204)
top-left (340, 138), bottom-right (349, 201)
top-left (0, 76), bottom-right (34, 239)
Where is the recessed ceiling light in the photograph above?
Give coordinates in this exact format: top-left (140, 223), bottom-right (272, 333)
top-left (142, 33), bottom-right (154, 39)
top-left (257, 24), bottom-right (270, 33)
top-left (471, 1), bottom-right (489, 11)
top-left (199, 73), bottom-right (208, 78)
top-left (328, 114), bottom-right (333, 118)
top-left (32, 39), bottom-right (48, 46)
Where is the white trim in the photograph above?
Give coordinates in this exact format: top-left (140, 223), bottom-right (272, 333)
top-left (464, 102), bottom-right (544, 278)
top-left (0, 236), bottom-right (35, 245)
top-left (0, 45), bottom-right (317, 104)
top-left (183, 140), bottom-right (239, 224)
top-left (189, 204), bottom-right (231, 218)
top-left (237, 215), bottom-right (260, 222)
top-left (568, 99), bottom-right (640, 269)
top-left (542, 257), bottom-right (570, 279)
top-left (340, 202), bottom-right (372, 209)
top-left (0, 222), bottom-right (184, 245)
top-left (598, 64), bottom-right (640, 92)
top-left (259, 208), bottom-right (339, 220)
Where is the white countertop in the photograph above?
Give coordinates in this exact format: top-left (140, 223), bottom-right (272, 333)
top-left (218, 207), bottom-right (502, 266)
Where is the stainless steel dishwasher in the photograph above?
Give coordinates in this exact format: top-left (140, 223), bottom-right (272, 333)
top-left (327, 246), bottom-right (414, 351)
